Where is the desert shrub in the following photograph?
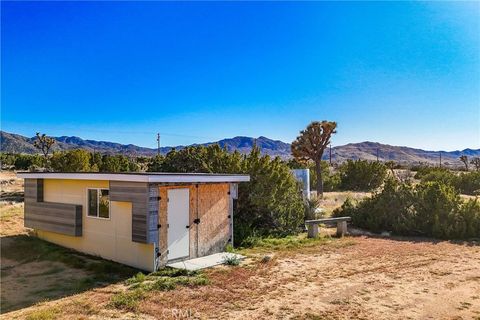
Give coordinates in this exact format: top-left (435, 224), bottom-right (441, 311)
top-left (50, 149), bottom-right (91, 172)
top-left (415, 167), bottom-right (456, 185)
top-left (222, 254), bottom-right (241, 266)
top-left (333, 179), bottom-right (480, 239)
top-left (109, 289), bottom-right (145, 311)
top-left (0, 153), bottom-right (17, 168)
top-left (152, 145), bottom-right (304, 245)
top-left (416, 168), bottom-right (480, 196)
top-left (100, 155), bottom-right (140, 172)
top-left (323, 172), bottom-right (341, 191)
top-left (235, 148), bottom-right (304, 243)
top-left (338, 160), bottom-right (387, 191)
top-left (9, 153), bottom-right (43, 170)
top-left (304, 196), bottom-right (322, 220)
top-left (454, 171), bottom-right (480, 195)
top-left (111, 269), bottom-right (208, 310)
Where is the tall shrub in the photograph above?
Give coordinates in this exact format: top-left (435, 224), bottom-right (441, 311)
top-left (338, 160), bottom-right (387, 191)
top-left (333, 180), bottom-right (480, 239)
top-left (235, 147), bottom-right (304, 243)
top-left (149, 145), bottom-right (304, 244)
top-left (50, 149), bottom-right (91, 172)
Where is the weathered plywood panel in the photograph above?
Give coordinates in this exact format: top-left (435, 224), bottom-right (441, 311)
top-left (157, 183), bottom-right (230, 265)
top-left (197, 184), bottom-right (230, 256)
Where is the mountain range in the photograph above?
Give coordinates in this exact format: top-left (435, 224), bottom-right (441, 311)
top-left (1, 130), bottom-right (479, 166)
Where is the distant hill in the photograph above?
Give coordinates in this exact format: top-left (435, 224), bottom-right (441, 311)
top-left (1, 130), bottom-right (479, 166)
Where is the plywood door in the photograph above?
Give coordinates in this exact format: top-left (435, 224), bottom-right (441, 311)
top-left (167, 189), bottom-right (190, 261)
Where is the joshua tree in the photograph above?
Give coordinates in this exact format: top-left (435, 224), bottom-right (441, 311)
top-left (291, 121), bottom-right (337, 197)
top-left (470, 157), bottom-right (480, 171)
top-left (33, 132), bottom-right (55, 168)
top-left (459, 155), bottom-right (469, 171)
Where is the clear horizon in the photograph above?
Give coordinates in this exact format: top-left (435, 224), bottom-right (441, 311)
top-left (2, 2), bottom-right (479, 150)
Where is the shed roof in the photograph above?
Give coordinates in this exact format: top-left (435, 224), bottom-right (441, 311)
top-left (16, 172), bottom-right (250, 183)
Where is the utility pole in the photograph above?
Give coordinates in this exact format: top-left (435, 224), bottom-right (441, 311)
top-left (157, 133), bottom-right (160, 156)
top-left (329, 143), bottom-right (332, 166)
top-left (376, 148), bottom-right (379, 162)
top-left (439, 151), bottom-right (442, 168)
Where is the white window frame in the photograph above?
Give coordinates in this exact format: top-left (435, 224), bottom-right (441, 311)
top-left (86, 188), bottom-right (111, 220)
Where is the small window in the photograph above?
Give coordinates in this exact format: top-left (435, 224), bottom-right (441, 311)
top-left (87, 188), bottom-right (110, 219)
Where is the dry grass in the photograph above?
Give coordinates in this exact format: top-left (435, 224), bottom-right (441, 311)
top-left (320, 191), bottom-right (371, 216)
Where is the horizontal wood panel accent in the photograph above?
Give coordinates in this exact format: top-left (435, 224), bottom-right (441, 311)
top-left (24, 202), bottom-right (82, 236)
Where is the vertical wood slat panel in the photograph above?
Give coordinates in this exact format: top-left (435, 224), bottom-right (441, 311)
top-left (109, 181), bottom-right (158, 244)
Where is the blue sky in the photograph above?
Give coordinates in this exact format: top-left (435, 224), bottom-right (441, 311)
top-left (2, 1), bottom-right (479, 150)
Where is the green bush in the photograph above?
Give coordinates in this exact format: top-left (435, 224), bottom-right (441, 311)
top-left (454, 171), bottom-right (480, 195)
top-left (234, 147), bottom-right (304, 243)
top-left (416, 168), bottom-right (480, 196)
top-left (333, 179), bottom-right (480, 239)
top-left (99, 154), bottom-right (140, 172)
top-left (222, 254), bottom-right (241, 266)
top-left (415, 167), bottom-right (455, 184)
top-left (3, 153), bottom-right (43, 170)
top-left (146, 145), bottom-right (304, 245)
top-left (50, 149), bottom-right (91, 172)
top-left (338, 160), bottom-right (387, 191)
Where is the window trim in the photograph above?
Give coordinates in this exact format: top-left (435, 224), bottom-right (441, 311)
top-left (86, 188), bottom-right (111, 220)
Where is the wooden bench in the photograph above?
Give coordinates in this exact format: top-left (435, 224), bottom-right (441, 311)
top-left (305, 217), bottom-right (351, 238)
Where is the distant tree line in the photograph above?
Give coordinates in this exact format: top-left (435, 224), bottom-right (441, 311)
top-left (2, 130), bottom-right (478, 242)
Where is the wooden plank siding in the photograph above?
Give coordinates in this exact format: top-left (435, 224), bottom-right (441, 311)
top-left (109, 181), bottom-right (159, 244)
top-left (24, 178), bottom-right (82, 236)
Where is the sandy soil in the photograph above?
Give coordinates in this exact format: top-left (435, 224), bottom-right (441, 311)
top-left (5, 236), bottom-right (479, 320)
top-left (1, 171), bottom-right (27, 237)
top-left (136, 237), bottom-right (480, 320)
top-left (1, 254), bottom-right (90, 312)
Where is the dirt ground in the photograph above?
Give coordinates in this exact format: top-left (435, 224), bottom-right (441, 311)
top-left (3, 236), bottom-right (479, 320)
top-left (1, 171), bottom-right (479, 319)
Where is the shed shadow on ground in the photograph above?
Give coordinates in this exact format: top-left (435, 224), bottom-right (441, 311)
top-left (0, 234), bottom-right (139, 313)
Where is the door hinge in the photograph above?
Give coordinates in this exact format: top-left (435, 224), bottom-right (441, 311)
top-left (186, 225), bottom-right (190, 229)
top-left (193, 218), bottom-right (200, 224)
top-left (157, 224), bottom-right (161, 229)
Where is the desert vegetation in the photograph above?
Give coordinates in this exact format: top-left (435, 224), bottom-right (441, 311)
top-left (333, 179), bottom-right (480, 239)
top-left (1, 144), bottom-right (480, 318)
